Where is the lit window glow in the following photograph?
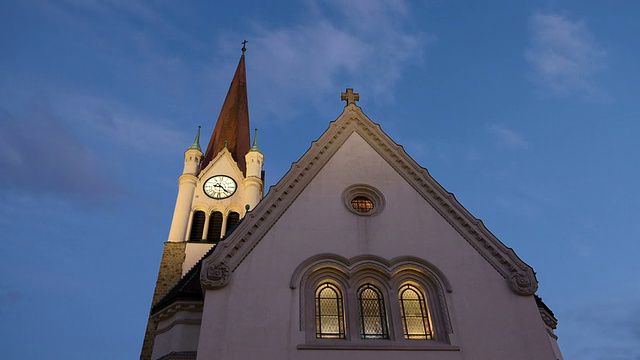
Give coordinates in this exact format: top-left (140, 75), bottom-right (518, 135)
top-left (315, 283), bottom-right (346, 339)
top-left (351, 196), bottom-right (374, 213)
top-left (399, 284), bottom-right (433, 340)
top-left (358, 284), bottom-right (389, 339)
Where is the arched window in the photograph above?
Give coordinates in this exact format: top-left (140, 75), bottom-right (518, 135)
top-left (295, 255), bottom-right (454, 348)
top-left (398, 284), bottom-right (433, 340)
top-left (207, 211), bottom-right (223, 242)
top-left (189, 211), bottom-right (205, 241)
top-left (315, 283), bottom-right (346, 339)
top-left (357, 284), bottom-right (388, 339)
top-left (225, 211), bottom-right (240, 235)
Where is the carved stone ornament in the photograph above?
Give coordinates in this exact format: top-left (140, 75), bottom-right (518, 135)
top-left (509, 272), bottom-right (537, 296)
top-left (201, 263), bottom-right (230, 289)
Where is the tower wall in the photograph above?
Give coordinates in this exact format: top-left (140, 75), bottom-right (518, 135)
top-left (140, 242), bottom-right (187, 360)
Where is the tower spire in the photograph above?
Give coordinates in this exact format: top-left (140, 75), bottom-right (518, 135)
top-left (201, 47), bottom-right (251, 173)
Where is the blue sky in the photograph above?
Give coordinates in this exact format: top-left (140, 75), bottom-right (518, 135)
top-left (1, 1), bottom-right (639, 359)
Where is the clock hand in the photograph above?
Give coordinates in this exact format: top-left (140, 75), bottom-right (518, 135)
top-left (213, 183), bottom-right (231, 195)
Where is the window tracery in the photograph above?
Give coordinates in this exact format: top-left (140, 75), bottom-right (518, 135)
top-left (357, 284), bottom-right (388, 339)
top-left (315, 283), bottom-right (346, 339)
top-left (398, 284), bottom-right (433, 340)
top-left (294, 255), bottom-right (455, 350)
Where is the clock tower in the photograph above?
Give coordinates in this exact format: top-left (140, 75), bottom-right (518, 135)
top-left (140, 47), bottom-right (264, 360)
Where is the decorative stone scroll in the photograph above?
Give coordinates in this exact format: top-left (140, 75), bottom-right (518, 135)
top-left (201, 263), bottom-right (230, 289)
top-left (508, 272), bottom-right (537, 296)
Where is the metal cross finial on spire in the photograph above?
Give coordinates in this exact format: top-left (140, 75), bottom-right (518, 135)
top-left (241, 40), bottom-right (248, 54)
top-left (341, 88), bottom-right (359, 105)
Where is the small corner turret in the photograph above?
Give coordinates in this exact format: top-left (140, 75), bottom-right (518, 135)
top-left (167, 126), bottom-right (204, 242)
top-left (183, 126), bottom-right (203, 176)
top-left (244, 128), bottom-right (264, 211)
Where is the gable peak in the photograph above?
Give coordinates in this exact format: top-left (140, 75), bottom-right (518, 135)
top-left (201, 95), bottom-right (538, 297)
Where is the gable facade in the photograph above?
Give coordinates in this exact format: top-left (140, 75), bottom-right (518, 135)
top-left (142, 50), bottom-right (563, 359)
top-left (188, 101), bottom-right (561, 359)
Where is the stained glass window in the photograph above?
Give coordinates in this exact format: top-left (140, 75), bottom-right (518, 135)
top-left (351, 196), bottom-right (374, 213)
top-left (315, 283), bottom-right (346, 339)
top-left (357, 284), bottom-right (389, 339)
top-left (399, 284), bottom-right (433, 340)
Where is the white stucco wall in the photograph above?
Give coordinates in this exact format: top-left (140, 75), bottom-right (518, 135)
top-left (196, 132), bottom-right (556, 360)
top-left (152, 309), bottom-right (202, 360)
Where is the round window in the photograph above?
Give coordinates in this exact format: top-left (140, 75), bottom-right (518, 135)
top-left (351, 196), bottom-right (374, 213)
top-left (342, 184), bottom-right (385, 216)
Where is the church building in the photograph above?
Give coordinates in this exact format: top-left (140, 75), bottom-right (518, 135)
top-left (140, 48), bottom-right (564, 360)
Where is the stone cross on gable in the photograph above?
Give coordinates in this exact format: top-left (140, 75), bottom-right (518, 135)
top-left (341, 88), bottom-right (359, 105)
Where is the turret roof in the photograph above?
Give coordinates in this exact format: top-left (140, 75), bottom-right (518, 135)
top-left (187, 126), bottom-right (202, 152)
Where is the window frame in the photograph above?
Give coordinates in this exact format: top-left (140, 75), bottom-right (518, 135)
top-left (356, 283), bottom-right (390, 340)
top-left (398, 283), bottom-right (434, 340)
top-left (295, 255), bottom-right (457, 351)
top-left (315, 282), bottom-right (347, 339)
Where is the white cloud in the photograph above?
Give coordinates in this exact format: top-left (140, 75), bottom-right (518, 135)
top-left (0, 99), bottom-right (120, 199)
top-left (53, 92), bottom-right (188, 155)
top-left (488, 124), bottom-right (528, 148)
top-left (525, 12), bottom-right (606, 97)
top-left (218, 0), bottom-right (433, 120)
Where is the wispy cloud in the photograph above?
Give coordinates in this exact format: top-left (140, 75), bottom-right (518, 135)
top-left (0, 97), bottom-right (120, 200)
top-left (219, 0), bottom-right (433, 119)
top-left (525, 12), bottom-right (606, 98)
top-left (53, 92), bottom-right (188, 155)
top-left (488, 124), bottom-right (528, 148)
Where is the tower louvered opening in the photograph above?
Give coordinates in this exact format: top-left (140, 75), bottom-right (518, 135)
top-left (225, 212), bottom-right (240, 236)
top-left (189, 211), bottom-right (205, 241)
top-left (207, 211), bottom-right (223, 242)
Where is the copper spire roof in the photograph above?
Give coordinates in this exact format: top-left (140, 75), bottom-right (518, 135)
top-left (200, 53), bottom-right (251, 174)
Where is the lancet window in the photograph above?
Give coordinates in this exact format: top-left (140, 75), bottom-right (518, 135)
top-left (315, 283), bottom-right (346, 339)
top-left (357, 284), bottom-right (389, 339)
top-left (398, 284), bottom-right (433, 340)
top-left (296, 255), bottom-right (453, 349)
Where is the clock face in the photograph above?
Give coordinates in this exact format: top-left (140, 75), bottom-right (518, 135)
top-left (203, 175), bottom-right (237, 199)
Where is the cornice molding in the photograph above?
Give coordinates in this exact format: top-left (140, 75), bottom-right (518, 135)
top-left (539, 306), bottom-right (558, 330)
top-left (201, 104), bottom-right (538, 296)
top-left (153, 301), bottom-right (203, 322)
